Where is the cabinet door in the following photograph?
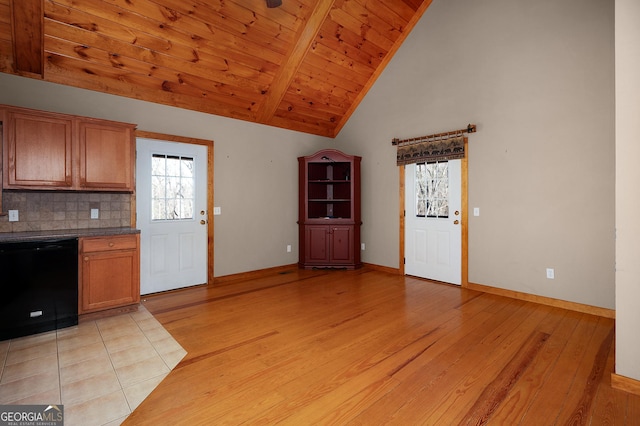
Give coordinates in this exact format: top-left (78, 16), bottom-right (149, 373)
top-left (80, 247), bottom-right (140, 313)
top-left (330, 226), bottom-right (354, 264)
top-left (305, 225), bottom-right (330, 264)
top-left (4, 111), bottom-right (73, 189)
top-left (78, 121), bottom-right (134, 191)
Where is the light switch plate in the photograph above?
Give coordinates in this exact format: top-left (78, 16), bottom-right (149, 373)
top-left (8, 210), bottom-right (19, 222)
top-left (213, 207), bottom-right (221, 215)
top-left (473, 207), bottom-right (480, 216)
top-left (90, 208), bottom-right (99, 219)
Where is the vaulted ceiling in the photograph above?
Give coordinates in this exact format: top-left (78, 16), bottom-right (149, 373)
top-left (0, 0), bottom-right (432, 137)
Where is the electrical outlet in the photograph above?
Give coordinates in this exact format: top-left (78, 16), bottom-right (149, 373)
top-left (90, 208), bottom-right (99, 219)
top-left (8, 210), bottom-right (19, 222)
top-left (546, 268), bottom-right (555, 279)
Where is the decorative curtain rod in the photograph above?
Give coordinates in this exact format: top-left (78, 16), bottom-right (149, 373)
top-left (391, 124), bottom-right (477, 146)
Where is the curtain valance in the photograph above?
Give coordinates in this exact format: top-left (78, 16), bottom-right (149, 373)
top-left (393, 124), bottom-right (475, 166)
top-left (396, 135), bottom-right (465, 165)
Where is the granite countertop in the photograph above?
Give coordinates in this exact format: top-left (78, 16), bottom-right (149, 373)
top-left (0, 227), bottom-right (140, 243)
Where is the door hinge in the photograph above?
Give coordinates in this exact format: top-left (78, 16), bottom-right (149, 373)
top-left (403, 257), bottom-right (406, 265)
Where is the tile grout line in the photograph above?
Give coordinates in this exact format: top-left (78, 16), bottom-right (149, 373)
top-left (132, 311), bottom-right (173, 372)
top-left (94, 316), bottom-right (133, 418)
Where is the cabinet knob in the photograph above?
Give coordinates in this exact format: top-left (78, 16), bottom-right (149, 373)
top-left (109, 242), bottom-right (115, 247)
top-left (84, 256), bottom-right (89, 262)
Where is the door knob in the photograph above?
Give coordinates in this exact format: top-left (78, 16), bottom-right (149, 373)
top-left (200, 210), bottom-right (205, 215)
top-left (454, 211), bottom-right (460, 216)
top-left (200, 220), bottom-right (206, 225)
top-left (453, 220), bottom-right (459, 225)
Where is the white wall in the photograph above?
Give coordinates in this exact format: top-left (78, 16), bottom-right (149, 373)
top-left (0, 74), bottom-right (330, 277)
top-left (615, 0), bottom-right (640, 382)
top-left (337, 0), bottom-right (615, 309)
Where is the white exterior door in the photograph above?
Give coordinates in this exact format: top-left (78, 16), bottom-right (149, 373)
top-left (405, 160), bottom-right (462, 285)
top-left (136, 138), bottom-right (208, 295)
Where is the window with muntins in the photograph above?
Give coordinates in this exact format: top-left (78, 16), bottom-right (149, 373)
top-left (415, 161), bottom-right (449, 218)
top-left (151, 154), bottom-right (195, 220)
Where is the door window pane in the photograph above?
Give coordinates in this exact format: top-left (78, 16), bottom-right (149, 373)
top-left (415, 161), bottom-right (449, 218)
top-left (151, 154), bottom-right (195, 220)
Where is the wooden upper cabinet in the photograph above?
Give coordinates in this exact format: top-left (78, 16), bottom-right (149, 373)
top-left (4, 110), bottom-right (73, 189)
top-left (78, 120), bottom-right (135, 191)
top-left (1, 105), bottom-right (136, 192)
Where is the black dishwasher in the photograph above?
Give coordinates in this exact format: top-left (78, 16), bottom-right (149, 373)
top-left (0, 238), bottom-right (78, 340)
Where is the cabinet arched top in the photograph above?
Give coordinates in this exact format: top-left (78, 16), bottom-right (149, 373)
top-left (299, 149), bottom-right (361, 163)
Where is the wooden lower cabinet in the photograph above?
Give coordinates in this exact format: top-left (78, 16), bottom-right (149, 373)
top-left (302, 224), bottom-right (358, 268)
top-left (79, 234), bottom-right (140, 314)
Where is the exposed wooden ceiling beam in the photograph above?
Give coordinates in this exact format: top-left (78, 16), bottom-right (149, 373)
top-left (10, 0), bottom-right (44, 77)
top-left (256, 0), bottom-right (336, 124)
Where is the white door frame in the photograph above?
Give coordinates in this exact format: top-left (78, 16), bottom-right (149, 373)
top-left (399, 137), bottom-right (468, 286)
top-left (133, 130), bottom-right (214, 287)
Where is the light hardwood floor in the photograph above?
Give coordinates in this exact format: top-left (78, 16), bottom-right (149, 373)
top-left (125, 267), bottom-right (640, 425)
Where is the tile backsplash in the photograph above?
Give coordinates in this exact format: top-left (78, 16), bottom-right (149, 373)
top-left (0, 191), bottom-right (131, 233)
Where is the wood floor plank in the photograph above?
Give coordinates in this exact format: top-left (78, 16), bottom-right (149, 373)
top-left (457, 330), bottom-right (550, 424)
top-left (590, 340), bottom-right (629, 425)
top-left (488, 308), bottom-right (580, 424)
top-left (418, 304), bottom-right (556, 424)
top-left (553, 318), bottom-right (615, 424)
top-left (349, 298), bottom-right (534, 424)
top-left (627, 391), bottom-right (640, 425)
top-left (518, 314), bottom-right (604, 425)
top-left (119, 268), bottom-right (639, 425)
top-left (234, 294), bottom-right (463, 422)
top-left (246, 292), bottom-right (496, 423)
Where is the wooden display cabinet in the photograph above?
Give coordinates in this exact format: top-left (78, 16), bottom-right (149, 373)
top-left (298, 149), bottom-right (361, 269)
top-left (79, 234), bottom-right (140, 314)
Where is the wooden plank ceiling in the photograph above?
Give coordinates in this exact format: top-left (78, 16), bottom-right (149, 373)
top-left (0, 0), bottom-right (432, 137)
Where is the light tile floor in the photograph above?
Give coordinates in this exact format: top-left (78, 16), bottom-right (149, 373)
top-left (0, 306), bottom-right (186, 426)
